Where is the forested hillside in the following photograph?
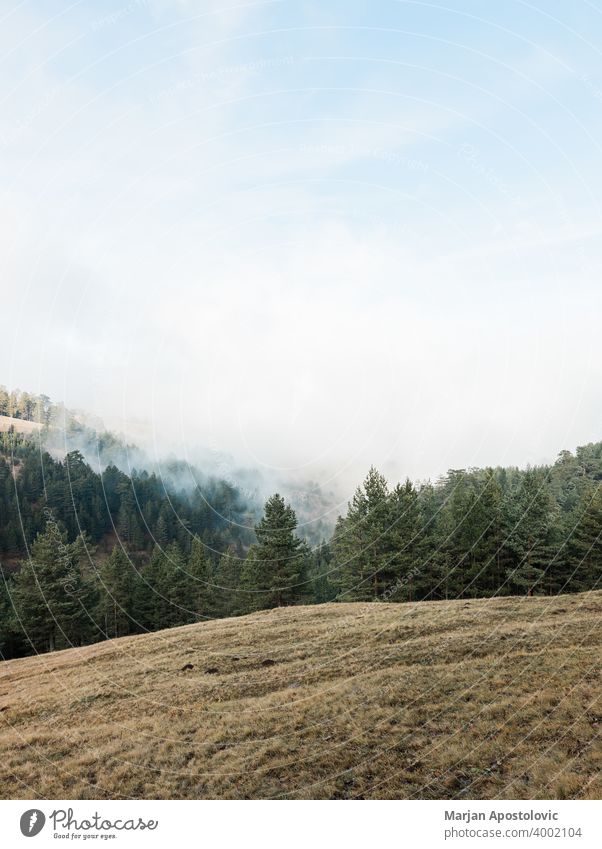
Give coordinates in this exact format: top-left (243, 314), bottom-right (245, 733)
top-left (0, 434), bottom-right (252, 559)
top-left (1, 397), bottom-right (601, 661)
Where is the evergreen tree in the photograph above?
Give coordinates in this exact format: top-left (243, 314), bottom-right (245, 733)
top-left (504, 469), bottom-right (555, 595)
top-left (444, 470), bottom-right (505, 598)
top-left (0, 567), bottom-right (21, 658)
top-left (163, 541), bottom-right (193, 626)
top-left (244, 494), bottom-right (307, 608)
top-left (186, 536), bottom-right (212, 620)
top-left (309, 541), bottom-right (337, 603)
top-left (332, 468), bottom-right (390, 600)
top-left (570, 484), bottom-right (602, 592)
top-left (384, 479), bottom-right (425, 600)
top-left (212, 546), bottom-right (244, 617)
top-left (13, 520), bottom-right (96, 652)
top-left (95, 547), bottom-right (138, 638)
top-left (135, 545), bottom-right (167, 631)
top-left (154, 511), bottom-right (170, 548)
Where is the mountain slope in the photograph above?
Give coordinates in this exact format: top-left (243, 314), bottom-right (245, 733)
top-left (0, 415), bottom-right (42, 435)
top-left (1, 592), bottom-right (600, 800)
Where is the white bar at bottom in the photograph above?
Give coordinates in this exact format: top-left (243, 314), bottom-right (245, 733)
top-left (0, 799), bottom-right (599, 848)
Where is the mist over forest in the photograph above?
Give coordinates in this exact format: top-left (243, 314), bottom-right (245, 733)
top-left (0, 385), bottom-right (339, 541)
top-left (1, 386), bottom-right (601, 662)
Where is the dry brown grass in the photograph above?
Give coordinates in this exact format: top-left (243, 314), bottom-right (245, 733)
top-left (0, 416), bottom-right (42, 434)
top-left (1, 592), bottom-right (600, 799)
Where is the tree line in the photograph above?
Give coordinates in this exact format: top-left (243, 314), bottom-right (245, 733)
top-left (0, 386), bottom-right (56, 424)
top-left (0, 434), bottom-right (252, 559)
top-left (1, 430), bottom-right (601, 659)
top-left (0, 492), bottom-right (309, 657)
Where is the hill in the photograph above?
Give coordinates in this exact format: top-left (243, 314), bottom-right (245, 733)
top-left (0, 591), bottom-right (600, 800)
top-left (0, 415), bottom-right (42, 435)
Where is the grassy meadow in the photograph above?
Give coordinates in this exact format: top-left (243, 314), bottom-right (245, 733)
top-left (1, 591), bottom-right (600, 800)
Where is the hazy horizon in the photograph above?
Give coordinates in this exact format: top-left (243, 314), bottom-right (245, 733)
top-left (4, 1), bottom-right (602, 496)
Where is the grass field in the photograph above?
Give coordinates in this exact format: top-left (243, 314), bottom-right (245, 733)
top-left (0, 415), bottom-right (42, 434)
top-left (1, 591), bottom-right (600, 800)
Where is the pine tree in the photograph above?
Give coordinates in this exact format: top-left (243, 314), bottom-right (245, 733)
top-left (212, 546), bottom-right (243, 617)
top-left (186, 536), bottom-right (212, 620)
top-left (332, 468), bottom-right (390, 600)
top-left (309, 541), bottom-right (337, 603)
top-left (136, 545), bottom-right (169, 630)
top-left (504, 469), bottom-right (555, 596)
top-left (244, 494), bottom-right (307, 608)
top-left (95, 547), bottom-right (138, 638)
top-left (0, 567), bottom-right (20, 658)
top-left (163, 541), bottom-right (192, 626)
top-left (450, 470), bottom-right (505, 598)
top-left (385, 479), bottom-right (425, 601)
top-left (154, 511), bottom-right (170, 548)
top-left (477, 470), bottom-right (505, 595)
top-left (117, 489), bottom-right (139, 548)
top-left (570, 484), bottom-right (602, 591)
top-left (13, 520), bottom-right (96, 652)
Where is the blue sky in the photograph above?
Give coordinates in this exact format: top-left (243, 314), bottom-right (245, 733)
top-left (2, 0), bottom-right (602, 492)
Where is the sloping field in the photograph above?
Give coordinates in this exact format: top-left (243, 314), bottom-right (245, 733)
top-left (0, 592), bottom-right (600, 800)
top-left (0, 415), bottom-right (42, 434)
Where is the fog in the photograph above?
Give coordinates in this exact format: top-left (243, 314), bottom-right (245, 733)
top-left (3, 1), bottom-right (602, 508)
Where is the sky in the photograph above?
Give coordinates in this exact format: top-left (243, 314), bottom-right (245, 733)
top-left (2, 0), bottom-right (602, 499)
